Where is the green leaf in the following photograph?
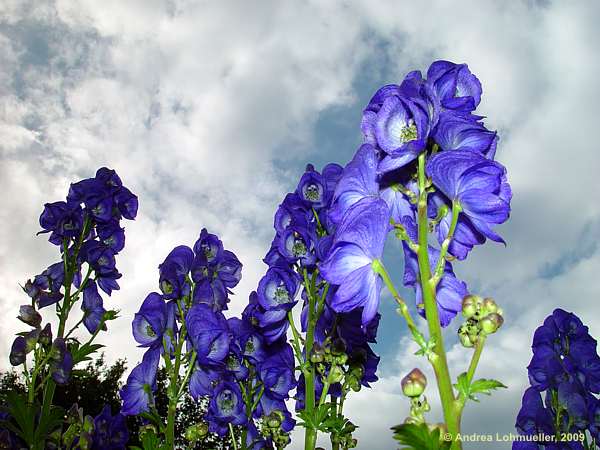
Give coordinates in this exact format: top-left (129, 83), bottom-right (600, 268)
top-left (454, 373), bottom-right (507, 403)
top-left (6, 392), bottom-right (37, 444)
top-left (71, 343), bottom-right (104, 365)
top-left (391, 422), bottom-right (451, 450)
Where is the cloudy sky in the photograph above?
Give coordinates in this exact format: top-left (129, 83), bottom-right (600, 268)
top-left (1, 1), bottom-right (600, 449)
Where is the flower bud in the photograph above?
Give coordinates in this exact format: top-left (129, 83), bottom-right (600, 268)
top-left (17, 305), bottom-right (42, 328)
top-left (334, 353), bottom-right (348, 366)
top-left (461, 295), bottom-right (481, 319)
top-left (480, 313), bottom-right (504, 335)
top-left (328, 366), bottom-right (344, 384)
top-left (266, 410), bottom-right (284, 429)
top-left (458, 330), bottom-right (474, 348)
top-left (401, 368), bottom-right (427, 398)
top-left (24, 328), bottom-right (40, 353)
top-left (9, 336), bottom-right (27, 366)
top-left (39, 323), bottom-right (52, 346)
top-left (482, 298), bottom-right (498, 315)
top-left (184, 422), bottom-right (208, 442)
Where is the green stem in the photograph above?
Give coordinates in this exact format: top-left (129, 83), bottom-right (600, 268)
top-left (166, 299), bottom-right (189, 448)
top-left (287, 311), bottom-right (306, 371)
top-left (303, 269), bottom-right (318, 450)
top-left (229, 423), bottom-right (239, 450)
top-left (431, 200), bottom-right (461, 287)
top-left (465, 338), bottom-right (485, 385)
top-left (371, 260), bottom-right (427, 352)
top-left (416, 152), bottom-right (461, 448)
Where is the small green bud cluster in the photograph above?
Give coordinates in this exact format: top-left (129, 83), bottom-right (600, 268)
top-left (401, 368), bottom-right (430, 424)
top-left (184, 422), bottom-right (209, 443)
top-left (458, 295), bottom-right (504, 347)
top-left (330, 421), bottom-right (358, 449)
top-left (260, 410), bottom-right (291, 448)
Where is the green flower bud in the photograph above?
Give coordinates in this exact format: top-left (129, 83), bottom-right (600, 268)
top-left (184, 423), bottom-right (208, 442)
top-left (480, 313), bottom-right (504, 335)
top-left (458, 331), bottom-right (474, 348)
top-left (39, 323), bottom-right (52, 346)
top-left (348, 438), bottom-right (358, 448)
top-left (461, 295), bottom-right (482, 319)
top-left (334, 353), bottom-right (348, 365)
top-left (401, 368), bottom-right (427, 398)
top-left (310, 352), bottom-right (324, 363)
top-left (482, 297), bottom-right (498, 315)
top-left (328, 366), bottom-right (344, 384)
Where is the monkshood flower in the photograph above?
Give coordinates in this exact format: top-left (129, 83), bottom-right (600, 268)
top-left (189, 365), bottom-right (223, 399)
top-left (432, 112), bottom-right (497, 159)
top-left (91, 405), bottom-right (129, 450)
top-left (206, 381), bottom-right (247, 436)
top-left (297, 164), bottom-right (328, 209)
top-left (194, 228), bottom-right (224, 264)
top-left (17, 305), bottom-right (42, 328)
top-left (159, 245), bottom-right (194, 300)
top-left (23, 262), bottom-right (65, 308)
top-left (81, 280), bottom-right (107, 334)
top-left (514, 309), bottom-right (600, 449)
top-left (120, 347), bottom-right (160, 415)
top-left (132, 292), bottom-right (169, 348)
top-left (426, 149), bottom-right (512, 244)
top-left (49, 337), bottom-right (73, 384)
top-left (258, 343), bottom-right (296, 401)
top-left (320, 197), bottom-right (389, 326)
top-left (528, 309), bottom-right (600, 393)
top-left (362, 94), bottom-right (430, 174)
top-left (191, 229), bottom-right (243, 310)
top-left (257, 266), bottom-right (299, 311)
top-left (186, 303), bottom-right (231, 366)
top-left (426, 60), bottom-right (482, 113)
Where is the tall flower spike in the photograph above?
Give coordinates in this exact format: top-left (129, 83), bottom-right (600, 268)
top-left (320, 197), bottom-right (389, 325)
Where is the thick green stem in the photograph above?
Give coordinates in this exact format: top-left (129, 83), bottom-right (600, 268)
top-left (416, 152), bottom-right (461, 448)
top-left (303, 270), bottom-right (318, 450)
top-left (229, 423), bottom-right (239, 450)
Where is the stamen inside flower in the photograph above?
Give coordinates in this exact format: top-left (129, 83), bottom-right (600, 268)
top-left (218, 390), bottom-right (235, 414)
top-left (146, 325), bottom-right (156, 338)
top-left (398, 120), bottom-right (418, 143)
top-left (160, 280), bottom-right (173, 295)
top-left (292, 239), bottom-right (307, 257)
top-left (273, 284), bottom-right (290, 304)
top-left (304, 183), bottom-right (321, 202)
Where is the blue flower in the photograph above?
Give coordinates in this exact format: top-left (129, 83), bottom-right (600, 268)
top-left (329, 144), bottom-right (380, 225)
top-left (81, 280), bottom-right (107, 334)
top-left (257, 266), bottom-right (299, 311)
top-left (206, 381), bottom-right (247, 436)
top-left (49, 338), bottom-right (73, 384)
top-left (362, 94), bottom-right (430, 174)
top-left (258, 343), bottom-right (296, 401)
top-left (91, 405), bottom-right (129, 450)
top-left (426, 60), bottom-right (482, 113)
top-left (132, 292), bottom-right (168, 349)
top-left (432, 112), bottom-right (498, 159)
top-left (186, 304), bottom-right (231, 366)
top-left (120, 348), bottom-right (160, 415)
top-left (159, 245), bottom-right (194, 300)
top-left (426, 150), bottom-right (512, 243)
top-left (320, 198), bottom-right (389, 326)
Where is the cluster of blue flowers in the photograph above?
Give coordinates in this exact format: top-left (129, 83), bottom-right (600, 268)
top-left (10, 167), bottom-right (138, 384)
top-left (320, 60), bottom-right (512, 328)
top-left (249, 162), bottom-right (384, 447)
top-left (513, 309), bottom-right (600, 449)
